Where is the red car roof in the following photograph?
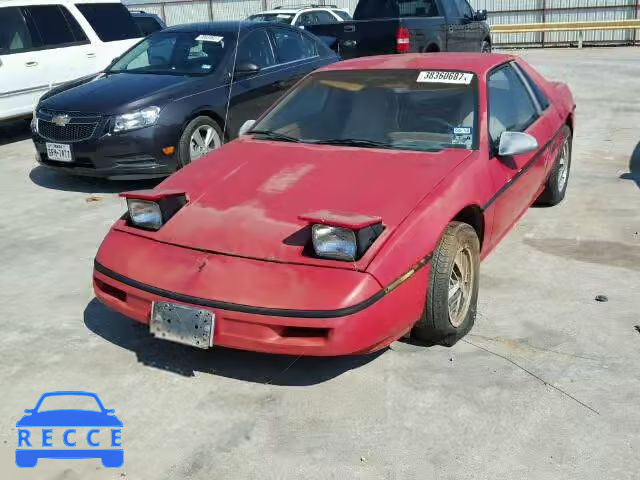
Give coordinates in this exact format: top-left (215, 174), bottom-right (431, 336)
top-left (319, 53), bottom-right (515, 75)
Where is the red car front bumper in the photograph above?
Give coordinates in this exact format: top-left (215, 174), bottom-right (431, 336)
top-left (93, 231), bottom-right (429, 356)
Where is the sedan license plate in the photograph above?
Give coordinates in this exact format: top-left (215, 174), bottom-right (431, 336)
top-left (46, 142), bottom-right (72, 162)
top-left (150, 302), bottom-right (214, 349)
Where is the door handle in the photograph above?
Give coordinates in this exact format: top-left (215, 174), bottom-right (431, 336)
top-left (25, 61), bottom-right (38, 67)
top-left (86, 52), bottom-right (96, 58)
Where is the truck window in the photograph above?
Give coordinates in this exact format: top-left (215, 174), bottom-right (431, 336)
top-left (453, 0), bottom-right (474, 18)
top-left (0, 7), bottom-right (34, 54)
top-left (22, 5), bottom-right (88, 49)
top-left (354, 0), bottom-right (438, 20)
top-left (75, 3), bottom-right (140, 42)
top-left (133, 16), bottom-right (163, 36)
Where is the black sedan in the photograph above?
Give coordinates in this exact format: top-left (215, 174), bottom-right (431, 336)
top-left (32, 21), bottom-right (339, 180)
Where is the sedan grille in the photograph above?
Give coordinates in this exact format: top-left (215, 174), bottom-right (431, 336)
top-left (36, 109), bottom-right (102, 143)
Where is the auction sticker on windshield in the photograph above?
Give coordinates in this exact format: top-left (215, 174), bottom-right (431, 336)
top-left (417, 71), bottom-right (474, 85)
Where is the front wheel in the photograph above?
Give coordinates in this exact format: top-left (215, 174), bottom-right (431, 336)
top-left (177, 116), bottom-right (223, 168)
top-left (412, 222), bottom-right (480, 346)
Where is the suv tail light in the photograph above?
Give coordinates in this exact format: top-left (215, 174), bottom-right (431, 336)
top-left (396, 26), bottom-right (410, 53)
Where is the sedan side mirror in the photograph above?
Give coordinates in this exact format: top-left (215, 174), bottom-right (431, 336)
top-left (475, 9), bottom-right (488, 21)
top-left (239, 119), bottom-right (256, 136)
top-left (498, 131), bottom-right (538, 157)
top-left (234, 62), bottom-right (260, 77)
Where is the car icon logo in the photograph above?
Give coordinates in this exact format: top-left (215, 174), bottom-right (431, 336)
top-left (52, 115), bottom-right (71, 127)
top-left (15, 391), bottom-right (123, 468)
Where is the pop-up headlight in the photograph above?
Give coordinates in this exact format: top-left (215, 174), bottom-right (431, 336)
top-left (120, 190), bottom-right (188, 231)
top-left (300, 211), bottom-right (385, 262)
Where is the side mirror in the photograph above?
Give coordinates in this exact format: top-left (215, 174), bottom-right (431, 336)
top-left (475, 9), bottom-right (488, 21)
top-left (239, 119), bottom-right (256, 136)
top-left (234, 62), bottom-right (260, 77)
top-left (498, 131), bottom-right (538, 157)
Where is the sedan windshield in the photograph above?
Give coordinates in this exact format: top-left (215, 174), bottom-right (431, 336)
top-left (109, 32), bottom-right (229, 76)
top-left (252, 69), bottom-right (478, 152)
top-left (247, 13), bottom-right (294, 24)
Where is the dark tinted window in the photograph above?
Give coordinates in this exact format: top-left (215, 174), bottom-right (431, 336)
top-left (237, 29), bottom-right (276, 69)
top-left (354, 0), bottom-right (438, 20)
top-left (300, 32), bottom-right (319, 57)
top-left (297, 12), bottom-right (316, 25)
top-left (454, 0), bottom-right (474, 18)
top-left (488, 66), bottom-right (538, 143)
top-left (60, 6), bottom-right (89, 42)
top-left (24, 5), bottom-right (86, 48)
top-left (513, 63), bottom-right (550, 110)
top-left (133, 16), bottom-right (163, 36)
top-left (76, 3), bottom-right (140, 42)
top-left (0, 7), bottom-right (34, 53)
top-left (272, 29), bottom-right (306, 62)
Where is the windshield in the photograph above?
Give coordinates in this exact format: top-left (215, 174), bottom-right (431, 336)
top-left (109, 32), bottom-right (229, 76)
top-left (248, 13), bottom-right (294, 24)
top-left (252, 69), bottom-right (478, 152)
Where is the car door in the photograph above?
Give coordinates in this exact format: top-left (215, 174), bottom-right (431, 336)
top-left (227, 28), bottom-right (281, 138)
top-left (23, 4), bottom-right (97, 83)
top-left (269, 27), bottom-right (319, 90)
top-left (485, 63), bottom-right (552, 248)
top-left (437, 0), bottom-right (467, 51)
top-left (454, 0), bottom-right (482, 51)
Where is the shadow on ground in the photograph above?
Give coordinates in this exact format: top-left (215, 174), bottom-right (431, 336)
top-left (620, 142), bottom-right (640, 189)
top-left (0, 118), bottom-right (31, 145)
top-left (30, 165), bottom-right (161, 193)
top-left (84, 299), bottom-right (384, 385)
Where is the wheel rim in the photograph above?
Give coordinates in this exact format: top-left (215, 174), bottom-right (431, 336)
top-left (448, 247), bottom-right (474, 328)
top-left (557, 139), bottom-right (570, 191)
top-left (189, 125), bottom-right (220, 161)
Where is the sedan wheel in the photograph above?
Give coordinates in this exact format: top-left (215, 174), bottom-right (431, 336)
top-left (189, 125), bottom-right (221, 162)
top-left (534, 125), bottom-right (572, 206)
top-left (448, 247), bottom-right (475, 328)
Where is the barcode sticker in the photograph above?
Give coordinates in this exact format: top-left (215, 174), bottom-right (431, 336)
top-left (196, 35), bottom-right (224, 43)
top-left (417, 71), bottom-right (474, 84)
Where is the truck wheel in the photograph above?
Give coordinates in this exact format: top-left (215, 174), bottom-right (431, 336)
top-left (177, 116), bottom-right (223, 168)
top-left (535, 125), bottom-right (572, 206)
top-left (412, 222), bottom-right (480, 347)
top-left (481, 40), bottom-right (491, 53)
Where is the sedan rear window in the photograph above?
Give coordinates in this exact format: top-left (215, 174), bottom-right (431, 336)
top-left (75, 3), bottom-right (140, 42)
top-left (253, 69), bottom-right (478, 152)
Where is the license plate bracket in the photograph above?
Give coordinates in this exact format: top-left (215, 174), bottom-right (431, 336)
top-left (46, 142), bottom-right (73, 162)
top-left (150, 302), bottom-right (214, 349)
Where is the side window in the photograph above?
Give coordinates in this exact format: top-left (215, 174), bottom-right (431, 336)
top-left (0, 7), bottom-right (34, 54)
top-left (22, 5), bottom-right (81, 49)
top-left (488, 66), bottom-right (538, 145)
top-left (513, 63), bottom-right (551, 111)
top-left (300, 32), bottom-right (319, 57)
top-left (237, 29), bottom-right (276, 69)
top-left (75, 3), bottom-right (140, 42)
top-left (60, 6), bottom-right (88, 43)
top-left (314, 11), bottom-right (337, 23)
top-left (272, 29), bottom-right (306, 63)
top-left (333, 10), bottom-right (352, 21)
top-left (454, 0), bottom-right (474, 18)
top-left (134, 17), bottom-right (163, 36)
top-left (297, 13), bottom-right (315, 26)
top-left (398, 0), bottom-right (439, 17)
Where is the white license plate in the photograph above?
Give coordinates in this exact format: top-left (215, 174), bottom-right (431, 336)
top-left (150, 302), bottom-right (214, 349)
top-left (46, 142), bottom-right (72, 162)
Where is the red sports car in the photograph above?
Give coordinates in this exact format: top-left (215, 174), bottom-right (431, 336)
top-left (93, 53), bottom-right (575, 356)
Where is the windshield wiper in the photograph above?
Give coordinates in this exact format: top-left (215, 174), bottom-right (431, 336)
top-left (308, 138), bottom-right (394, 149)
top-left (250, 130), bottom-right (301, 143)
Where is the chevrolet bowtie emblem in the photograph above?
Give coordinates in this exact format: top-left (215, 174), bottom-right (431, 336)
top-left (52, 114), bottom-right (71, 127)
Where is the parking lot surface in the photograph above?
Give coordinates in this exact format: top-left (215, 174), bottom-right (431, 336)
top-left (0, 47), bottom-right (639, 479)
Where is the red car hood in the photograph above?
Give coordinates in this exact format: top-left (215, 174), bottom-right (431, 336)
top-left (118, 139), bottom-right (472, 267)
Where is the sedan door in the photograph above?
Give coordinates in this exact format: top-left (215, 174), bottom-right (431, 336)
top-left (227, 28), bottom-right (283, 138)
top-left (484, 64), bottom-right (554, 250)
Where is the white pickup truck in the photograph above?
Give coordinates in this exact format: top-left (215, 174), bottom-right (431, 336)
top-left (0, 0), bottom-right (142, 122)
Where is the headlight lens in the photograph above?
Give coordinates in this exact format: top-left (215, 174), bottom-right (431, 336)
top-left (311, 225), bottom-right (357, 261)
top-left (127, 199), bottom-right (162, 230)
top-left (113, 106), bottom-right (160, 133)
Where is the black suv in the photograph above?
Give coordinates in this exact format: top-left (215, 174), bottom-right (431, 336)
top-left (32, 21), bottom-right (338, 180)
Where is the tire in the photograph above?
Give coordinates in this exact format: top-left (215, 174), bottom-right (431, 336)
top-left (177, 116), bottom-right (224, 168)
top-left (535, 125), bottom-right (572, 206)
top-left (412, 222), bottom-right (480, 347)
top-left (481, 40), bottom-right (492, 53)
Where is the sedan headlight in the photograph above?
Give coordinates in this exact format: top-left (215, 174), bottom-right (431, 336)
top-left (312, 225), bottom-right (358, 261)
top-left (127, 199), bottom-right (163, 230)
top-left (113, 106), bottom-right (160, 133)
